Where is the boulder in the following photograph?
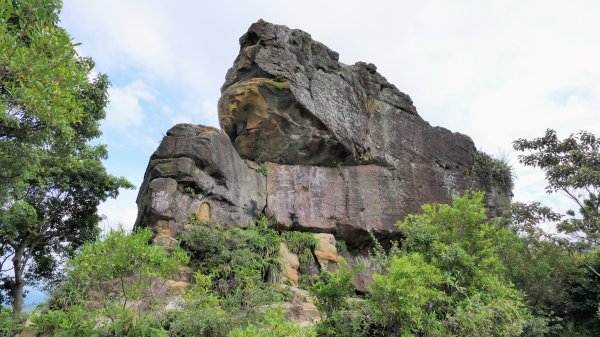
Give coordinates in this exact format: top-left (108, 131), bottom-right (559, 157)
top-left (135, 20), bottom-right (511, 248)
top-left (280, 242), bottom-right (300, 284)
top-left (313, 233), bottom-right (340, 271)
top-left (135, 124), bottom-right (268, 237)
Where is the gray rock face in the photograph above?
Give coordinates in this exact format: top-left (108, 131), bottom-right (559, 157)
top-left (219, 20), bottom-right (475, 172)
top-left (135, 124), bottom-right (267, 238)
top-left (135, 20), bottom-right (511, 247)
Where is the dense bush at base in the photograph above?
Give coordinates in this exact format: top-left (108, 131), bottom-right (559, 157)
top-left (30, 222), bottom-right (316, 337)
top-left (0, 308), bottom-right (24, 337)
top-left (27, 192), bottom-right (600, 336)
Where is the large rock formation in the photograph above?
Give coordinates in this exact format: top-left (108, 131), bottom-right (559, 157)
top-left (135, 20), bottom-right (510, 248)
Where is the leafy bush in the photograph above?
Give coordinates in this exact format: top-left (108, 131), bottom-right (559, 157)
top-left (164, 306), bottom-right (230, 337)
top-left (368, 192), bottom-right (530, 336)
top-left (173, 217), bottom-right (316, 335)
top-left (473, 150), bottom-right (514, 191)
top-left (314, 311), bottom-right (379, 337)
top-left (368, 231), bottom-right (400, 270)
top-left (32, 304), bottom-right (98, 337)
top-left (180, 216), bottom-right (282, 285)
top-left (309, 259), bottom-right (354, 316)
top-left (0, 308), bottom-right (24, 337)
top-left (308, 259), bottom-right (368, 337)
top-left (229, 306), bottom-right (316, 337)
top-left (281, 230), bottom-right (318, 274)
top-left (32, 228), bottom-right (188, 337)
top-left (369, 254), bottom-right (447, 335)
top-left (335, 239), bottom-right (348, 254)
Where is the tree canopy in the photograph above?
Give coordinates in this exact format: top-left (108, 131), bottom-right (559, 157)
top-left (514, 129), bottom-right (600, 248)
top-left (0, 0), bottom-right (132, 313)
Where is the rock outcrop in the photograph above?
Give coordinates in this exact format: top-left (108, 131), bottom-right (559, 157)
top-left (135, 20), bottom-right (510, 249)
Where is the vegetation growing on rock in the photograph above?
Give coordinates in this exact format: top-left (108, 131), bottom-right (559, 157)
top-left (0, 0), bottom-right (132, 314)
top-left (1, 3), bottom-right (599, 337)
top-left (473, 150), bottom-right (514, 191)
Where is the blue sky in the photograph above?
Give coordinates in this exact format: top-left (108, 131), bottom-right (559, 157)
top-left (59, 0), bottom-right (600, 231)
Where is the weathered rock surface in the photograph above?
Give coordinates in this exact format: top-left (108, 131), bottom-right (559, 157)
top-left (280, 242), bottom-right (300, 284)
top-left (285, 285), bottom-right (321, 326)
top-left (219, 20), bottom-right (475, 172)
top-left (135, 20), bottom-right (510, 249)
top-left (313, 233), bottom-right (340, 271)
top-left (135, 124), bottom-right (268, 238)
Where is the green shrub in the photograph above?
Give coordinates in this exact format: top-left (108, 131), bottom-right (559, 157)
top-left (32, 304), bottom-right (98, 337)
top-left (180, 217), bottom-right (282, 285)
top-left (314, 311), bottom-right (379, 337)
top-left (368, 231), bottom-right (400, 270)
top-left (164, 307), bottom-right (231, 337)
top-left (309, 259), bottom-right (354, 316)
top-left (32, 228), bottom-right (188, 337)
top-left (0, 308), bottom-right (24, 337)
top-left (174, 217), bottom-right (292, 335)
top-left (282, 231), bottom-right (318, 274)
top-left (473, 151), bottom-right (514, 191)
top-left (367, 191), bottom-right (530, 336)
top-left (229, 306), bottom-right (316, 337)
top-left (335, 239), bottom-right (348, 254)
top-left (369, 254), bottom-right (447, 335)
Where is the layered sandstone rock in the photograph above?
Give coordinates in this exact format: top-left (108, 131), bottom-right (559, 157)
top-left (135, 20), bottom-right (510, 250)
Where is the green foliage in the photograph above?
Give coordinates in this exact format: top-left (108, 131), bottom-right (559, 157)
top-left (335, 239), bottom-right (347, 254)
top-left (501, 201), bottom-right (563, 237)
top-left (369, 254), bottom-right (447, 336)
top-left (368, 231), bottom-right (400, 270)
top-left (33, 303), bottom-right (169, 337)
top-left (308, 259), bottom-right (371, 337)
top-left (281, 230), bottom-right (317, 273)
top-left (509, 129), bottom-right (600, 335)
top-left (180, 217), bottom-right (282, 284)
top-left (31, 229), bottom-right (188, 337)
top-left (184, 186), bottom-right (196, 197)
top-left (313, 311), bottom-right (378, 337)
top-left (0, 308), bottom-right (24, 337)
top-left (32, 304), bottom-right (98, 337)
top-left (369, 192), bottom-right (529, 336)
top-left (164, 306), bottom-right (230, 337)
top-left (514, 129), bottom-right (600, 248)
top-left (69, 228), bottom-right (188, 291)
top-left (229, 306), bottom-right (316, 337)
top-left (493, 203), bottom-right (588, 336)
top-left (255, 159), bottom-right (269, 176)
top-left (0, 0), bottom-right (132, 312)
top-left (473, 150), bottom-right (514, 191)
top-left (165, 217), bottom-right (320, 336)
top-left (310, 259), bottom-right (354, 316)
top-left (560, 251), bottom-right (600, 336)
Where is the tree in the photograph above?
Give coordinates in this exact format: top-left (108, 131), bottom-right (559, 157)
top-left (514, 129), bottom-right (600, 248)
top-left (513, 129), bottom-right (600, 335)
top-left (369, 192), bottom-right (529, 336)
top-left (0, 0), bottom-right (132, 313)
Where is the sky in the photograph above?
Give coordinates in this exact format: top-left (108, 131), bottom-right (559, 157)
top-left (59, 0), bottom-right (600, 231)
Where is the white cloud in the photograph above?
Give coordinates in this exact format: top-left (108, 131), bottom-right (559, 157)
top-left (61, 0), bottom-right (600, 227)
top-left (105, 80), bottom-right (155, 131)
top-left (97, 190), bottom-right (139, 233)
top-left (169, 98), bottom-right (219, 126)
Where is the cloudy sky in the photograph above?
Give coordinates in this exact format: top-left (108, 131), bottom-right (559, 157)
top-left (59, 0), bottom-right (600, 231)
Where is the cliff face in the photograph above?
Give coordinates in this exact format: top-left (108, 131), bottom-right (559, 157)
top-left (135, 20), bottom-right (509, 248)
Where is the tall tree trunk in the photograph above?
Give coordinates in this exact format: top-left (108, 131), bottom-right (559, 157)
top-left (11, 279), bottom-right (24, 314)
top-left (11, 254), bottom-right (24, 313)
